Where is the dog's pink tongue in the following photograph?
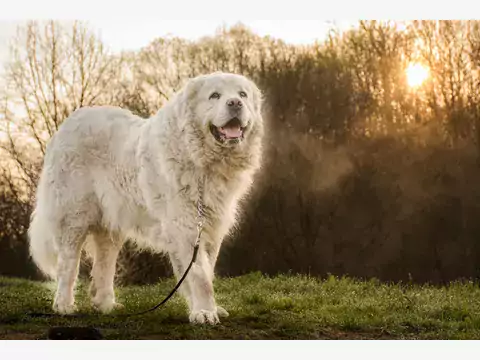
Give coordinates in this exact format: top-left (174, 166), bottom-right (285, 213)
top-left (220, 125), bottom-right (242, 139)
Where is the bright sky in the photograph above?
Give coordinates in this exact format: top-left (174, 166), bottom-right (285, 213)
top-left (0, 0), bottom-right (469, 71)
top-left (0, 20), bottom-right (355, 69)
top-left (89, 20), bottom-right (354, 52)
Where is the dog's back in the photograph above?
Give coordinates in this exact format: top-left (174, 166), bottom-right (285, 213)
top-left (28, 106), bottom-right (146, 278)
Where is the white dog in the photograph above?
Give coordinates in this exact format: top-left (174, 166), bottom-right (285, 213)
top-left (28, 72), bottom-right (264, 325)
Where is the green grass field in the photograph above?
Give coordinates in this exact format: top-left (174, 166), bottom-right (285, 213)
top-left (1, 273), bottom-right (480, 339)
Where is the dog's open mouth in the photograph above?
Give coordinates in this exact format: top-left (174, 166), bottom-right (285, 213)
top-left (210, 118), bottom-right (246, 144)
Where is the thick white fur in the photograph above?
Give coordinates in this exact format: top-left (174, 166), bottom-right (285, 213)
top-left (28, 72), bottom-right (264, 324)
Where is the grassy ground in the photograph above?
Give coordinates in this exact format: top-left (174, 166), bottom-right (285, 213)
top-left (1, 273), bottom-right (480, 339)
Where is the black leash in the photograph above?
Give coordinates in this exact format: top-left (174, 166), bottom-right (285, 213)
top-left (27, 242), bottom-right (200, 340)
top-left (26, 242), bottom-right (200, 319)
top-left (24, 176), bottom-right (206, 324)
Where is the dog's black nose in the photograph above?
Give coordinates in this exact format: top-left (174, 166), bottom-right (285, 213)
top-left (226, 98), bottom-right (243, 109)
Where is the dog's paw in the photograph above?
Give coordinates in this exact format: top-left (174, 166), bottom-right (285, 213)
top-left (216, 305), bottom-right (229, 318)
top-left (53, 302), bottom-right (77, 315)
top-left (92, 299), bottom-right (124, 314)
top-left (189, 310), bottom-right (220, 325)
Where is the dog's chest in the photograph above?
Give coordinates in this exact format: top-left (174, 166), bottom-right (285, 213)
top-left (202, 176), bottom-right (244, 219)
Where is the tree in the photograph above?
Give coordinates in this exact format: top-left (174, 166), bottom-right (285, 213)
top-left (0, 20), bottom-right (124, 199)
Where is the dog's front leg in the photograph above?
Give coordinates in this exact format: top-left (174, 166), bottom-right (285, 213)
top-left (204, 240), bottom-right (229, 319)
top-left (167, 233), bottom-right (219, 325)
top-left (187, 247), bottom-right (220, 324)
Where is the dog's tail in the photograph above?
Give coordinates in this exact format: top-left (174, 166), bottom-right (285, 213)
top-left (28, 206), bottom-right (58, 279)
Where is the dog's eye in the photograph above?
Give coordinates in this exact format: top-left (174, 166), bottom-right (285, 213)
top-left (239, 91), bottom-right (248, 98)
top-left (209, 92), bottom-right (221, 100)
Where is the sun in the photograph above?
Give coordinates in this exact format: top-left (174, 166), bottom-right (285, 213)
top-left (406, 63), bottom-right (430, 88)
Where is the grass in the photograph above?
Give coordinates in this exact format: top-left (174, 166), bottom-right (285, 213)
top-left (1, 272), bottom-right (480, 339)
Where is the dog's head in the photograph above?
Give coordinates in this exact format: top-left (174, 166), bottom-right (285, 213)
top-left (177, 72), bottom-right (264, 148)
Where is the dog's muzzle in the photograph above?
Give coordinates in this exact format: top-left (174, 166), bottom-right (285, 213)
top-left (210, 117), bottom-right (246, 144)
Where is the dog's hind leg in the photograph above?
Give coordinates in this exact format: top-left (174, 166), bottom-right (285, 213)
top-left (87, 230), bottom-right (124, 313)
top-left (53, 227), bottom-right (87, 314)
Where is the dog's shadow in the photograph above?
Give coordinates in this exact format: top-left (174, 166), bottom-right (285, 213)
top-left (48, 326), bottom-right (104, 340)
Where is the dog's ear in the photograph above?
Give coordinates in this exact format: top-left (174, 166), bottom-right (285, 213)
top-left (175, 75), bottom-right (207, 129)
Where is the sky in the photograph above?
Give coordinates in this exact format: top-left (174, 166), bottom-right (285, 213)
top-left (0, 20), bottom-right (356, 71)
top-left (0, 0), bottom-right (473, 71)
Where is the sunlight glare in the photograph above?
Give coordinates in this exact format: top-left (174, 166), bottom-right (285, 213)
top-left (406, 63), bottom-right (429, 88)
